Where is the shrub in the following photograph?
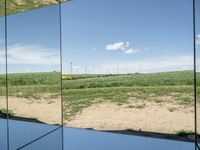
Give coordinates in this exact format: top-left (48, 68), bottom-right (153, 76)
top-left (62, 75), bottom-right (72, 80)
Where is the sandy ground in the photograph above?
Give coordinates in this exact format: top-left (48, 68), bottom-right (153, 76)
top-left (0, 96), bottom-right (199, 134)
top-left (65, 101), bottom-right (199, 134)
top-left (0, 96), bottom-right (61, 125)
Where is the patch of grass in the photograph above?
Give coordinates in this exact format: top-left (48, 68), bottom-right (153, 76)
top-left (176, 130), bottom-right (194, 137)
top-left (128, 104), bottom-right (146, 109)
top-left (175, 96), bottom-right (194, 105)
top-left (0, 108), bottom-right (14, 116)
top-left (168, 107), bottom-right (176, 112)
top-left (62, 86), bottom-right (194, 120)
top-left (0, 0), bottom-right (69, 16)
top-left (155, 99), bottom-right (163, 103)
top-left (62, 71), bottom-right (198, 90)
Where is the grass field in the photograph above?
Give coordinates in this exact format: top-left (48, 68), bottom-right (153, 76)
top-left (0, 70), bottom-right (199, 137)
top-left (0, 0), bottom-right (68, 16)
top-left (0, 70), bottom-right (199, 120)
top-left (62, 71), bottom-right (200, 120)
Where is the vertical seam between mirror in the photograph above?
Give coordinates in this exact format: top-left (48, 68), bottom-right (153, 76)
top-left (193, 0), bottom-right (197, 149)
top-left (4, 0), bottom-right (9, 149)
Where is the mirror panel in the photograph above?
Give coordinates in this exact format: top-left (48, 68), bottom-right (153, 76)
top-left (7, 1), bottom-right (62, 149)
top-left (62, 0), bottom-right (194, 149)
top-left (195, 0), bottom-right (200, 147)
top-left (0, 0), bottom-right (8, 149)
top-left (20, 128), bottom-right (63, 150)
top-left (0, 0), bottom-right (197, 149)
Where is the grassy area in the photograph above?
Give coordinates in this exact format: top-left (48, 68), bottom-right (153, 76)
top-left (0, 70), bottom-right (199, 120)
top-left (0, 0), bottom-right (69, 16)
top-left (62, 85), bottom-right (196, 119)
top-left (62, 71), bottom-right (199, 120)
top-left (62, 71), bottom-right (196, 90)
top-left (0, 108), bottom-right (14, 116)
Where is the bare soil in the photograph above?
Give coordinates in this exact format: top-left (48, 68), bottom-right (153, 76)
top-left (0, 96), bottom-right (61, 124)
top-left (65, 101), bottom-right (199, 134)
top-left (0, 96), bottom-right (199, 134)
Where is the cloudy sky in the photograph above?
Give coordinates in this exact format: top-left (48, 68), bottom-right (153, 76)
top-left (0, 5), bottom-right (61, 73)
top-left (61, 0), bottom-right (199, 74)
top-left (0, 0), bottom-right (200, 74)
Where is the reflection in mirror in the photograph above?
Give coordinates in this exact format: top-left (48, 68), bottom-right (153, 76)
top-left (19, 128), bottom-right (62, 150)
top-left (195, 0), bottom-right (200, 147)
top-left (63, 127), bottom-right (194, 150)
top-left (0, 0), bottom-right (8, 149)
top-left (7, 2), bottom-right (62, 149)
top-left (62, 0), bottom-right (194, 148)
top-left (0, 0), bottom-right (68, 16)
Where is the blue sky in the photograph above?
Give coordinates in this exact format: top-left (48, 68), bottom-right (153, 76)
top-left (0, 4), bottom-right (61, 73)
top-left (62, 0), bottom-right (195, 74)
top-left (0, 0), bottom-right (199, 74)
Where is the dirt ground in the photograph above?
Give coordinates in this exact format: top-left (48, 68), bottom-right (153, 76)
top-left (0, 96), bottom-right (61, 124)
top-left (65, 101), bottom-right (197, 134)
top-left (0, 96), bottom-right (199, 134)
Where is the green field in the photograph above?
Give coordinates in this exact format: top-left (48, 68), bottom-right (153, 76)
top-left (0, 0), bottom-right (69, 16)
top-left (0, 70), bottom-right (199, 120)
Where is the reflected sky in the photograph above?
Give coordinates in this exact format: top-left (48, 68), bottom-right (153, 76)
top-left (62, 0), bottom-right (194, 74)
top-left (0, 0), bottom-right (196, 74)
top-left (0, 4), bottom-right (60, 73)
top-left (0, 119), bottom-right (195, 150)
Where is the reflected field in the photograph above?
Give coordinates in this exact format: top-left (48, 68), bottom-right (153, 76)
top-left (0, 72), bottom-right (61, 124)
top-left (62, 71), bottom-right (198, 138)
top-left (0, 70), bottom-right (199, 141)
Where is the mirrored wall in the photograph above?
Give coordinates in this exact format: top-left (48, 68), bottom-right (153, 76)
top-left (0, 0), bottom-right (200, 150)
top-left (0, 0), bottom-right (8, 150)
top-left (62, 0), bottom-right (195, 149)
top-left (195, 0), bottom-right (200, 148)
top-left (4, 1), bottom-right (62, 150)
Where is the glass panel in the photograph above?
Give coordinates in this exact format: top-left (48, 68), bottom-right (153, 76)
top-left (7, 1), bottom-right (62, 149)
top-left (62, 0), bottom-right (194, 149)
top-left (64, 127), bottom-right (193, 150)
top-left (20, 128), bottom-right (62, 150)
top-left (0, 0), bottom-right (8, 149)
top-left (195, 0), bottom-right (200, 147)
top-left (2, 0), bottom-right (67, 16)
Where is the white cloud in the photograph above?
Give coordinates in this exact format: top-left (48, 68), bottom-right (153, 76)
top-left (105, 41), bottom-right (142, 55)
top-left (125, 41), bottom-right (130, 48)
top-left (124, 48), bottom-right (141, 54)
top-left (0, 44), bottom-right (60, 65)
top-left (106, 42), bottom-right (128, 51)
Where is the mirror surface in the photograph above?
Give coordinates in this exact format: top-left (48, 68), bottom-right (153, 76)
top-left (62, 0), bottom-right (195, 147)
top-left (195, 0), bottom-right (200, 147)
top-left (0, 0), bottom-right (8, 150)
top-left (6, 2), bottom-right (62, 149)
